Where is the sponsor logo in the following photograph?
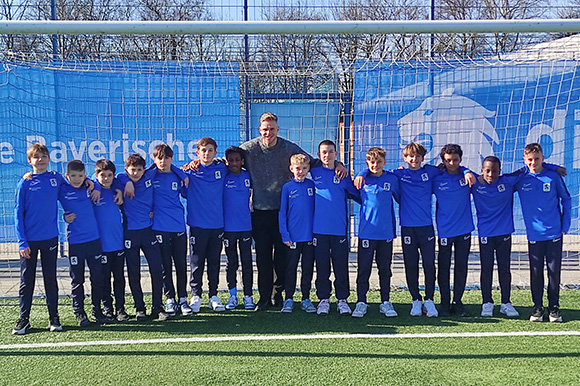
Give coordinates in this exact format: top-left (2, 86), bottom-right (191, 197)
top-left (307, 188), bottom-right (313, 196)
top-left (421, 173), bottom-right (429, 182)
top-left (70, 256), bottom-right (78, 265)
top-left (553, 237), bottom-right (561, 243)
top-left (530, 240), bottom-right (536, 244)
top-left (307, 241), bottom-right (313, 246)
top-left (543, 183), bottom-right (551, 192)
top-left (215, 171), bottom-right (221, 179)
top-left (503, 236), bottom-right (511, 242)
top-left (464, 235), bottom-right (471, 241)
top-left (49, 245), bottom-right (57, 251)
top-left (404, 236), bottom-right (411, 245)
top-left (172, 182), bottom-right (178, 190)
top-left (498, 184), bottom-right (505, 192)
top-left (339, 238), bottom-right (346, 244)
top-left (124, 240), bottom-right (131, 249)
top-left (145, 180), bottom-right (151, 188)
top-left (177, 232), bottom-right (185, 237)
top-left (218, 233), bottom-right (224, 239)
top-left (427, 236), bottom-right (435, 242)
top-left (440, 238), bottom-right (448, 246)
top-left (117, 251), bottom-right (125, 257)
top-left (481, 237), bottom-right (488, 244)
top-left (50, 178), bottom-right (57, 187)
top-left (362, 239), bottom-right (369, 248)
top-left (243, 237), bottom-right (251, 242)
top-left (151, 240), bottom-right (158, 246)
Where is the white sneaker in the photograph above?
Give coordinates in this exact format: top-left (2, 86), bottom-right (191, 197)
top-left (209, 296), bottom-right (225, 312)
top-left (243, 295), bottom-right (255, 310)
top-left (165, 299), bottom-right (177, 316)
top-left (423, 299), bottom-right (438, 317)
top-left (190, 295), bottom-right (202, 313)
top-left (225, 295), bottom-right (238, 310)
top-left (179, 300), bottom-right (193, 316)
top-left (500, 302), bottom-right (520, 317)
top-left (337, 299), bottom-right (352, 315)
top-left (317, 299), bottom-right (330, 315)
top-left (481, 302), bottom-right (494, 317)
top-left (352, 302), bottom-right (368, 318)
top-left (410, 300), bottom-right (423, 316)
top-left (379, 301), bottom-right (398, 317)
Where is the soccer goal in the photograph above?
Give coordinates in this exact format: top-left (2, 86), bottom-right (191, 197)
top-left (0, 3), bottom-right (579, 296)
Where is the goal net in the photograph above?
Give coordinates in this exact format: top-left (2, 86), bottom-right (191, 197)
top-left (0, 1), bottom-right (579, 296)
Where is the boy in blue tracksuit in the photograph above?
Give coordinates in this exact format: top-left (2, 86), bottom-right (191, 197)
top-left (516, 143), bottom-right (571, 323)
top-left (59, 160), bottom-right (111, 326)
top-left (433, 144), bottom-right (474, 317)
top-left (13, 144), bottom-right (68, 335)
top-left (223, 146), bottom-right (255, 310)
top-left (93, 159), bottom-right (130, 322)
top-left (279, 153), bottom-right (316, 314)
top-left (182, 137), bottom-right (228, 313)
top-left (312, 140), bottom-right (361, 316)
top-left (117, 154), bottom-right (171, 321)
top-left (352, 147), bottom-right (400, 318)
top-left (151, 144), bottom-right (192, 317)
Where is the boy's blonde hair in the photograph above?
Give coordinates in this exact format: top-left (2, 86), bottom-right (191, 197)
top-left (524, 143), bottom-right (543, 155)
top-left (403, 142), bottom-right (427, 157)
top-left (290, 153), bottom-right (310, 166)
top-left (366, 147), bottom-right (386, 160)
top-left (27, 143), bottom-right (49, 160)
top-left (197, 137), bottom-right (217, 150)
top-left (260, 112), bottom-right (278, 123)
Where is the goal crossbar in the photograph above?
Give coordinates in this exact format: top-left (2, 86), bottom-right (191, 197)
top-left (0, 19), bottom-right (580, 35)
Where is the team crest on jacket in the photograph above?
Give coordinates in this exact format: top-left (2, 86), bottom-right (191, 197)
top-left (307, 188), bottom-right (313, 196)
top-left (215, 171), bottom-right (221, 179)
top-left (459, 179), bottom-right (467, 187)
top-left (50, 178), bottom-right (57, 187)
top-left (145, 180), bottom-right (151, 188)
top-left (244, 179), bottom-right (250, 187)
top-left (543, 183), bottom-right (551, 192)
top-left (421, 173), bottom-right (428, 182)
top-left (172, 182), bottom-right (178, 190)
top-left (383, 182), bottom-right (390, 191)
top-left (333, 176), bottom-right (340, 184)
top-left (124, 240), bottom-right (131, 249)
top-left (498, 184), bottom-right (505, 192)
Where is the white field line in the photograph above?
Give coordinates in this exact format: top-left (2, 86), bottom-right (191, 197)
top-left (3, 330), bottom-right (580, 350)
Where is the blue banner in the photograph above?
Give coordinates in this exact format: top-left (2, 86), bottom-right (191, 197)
top-left (0, 61), bottom-right (240, 242)
top-left (354, 61), bottom-right (580, 235)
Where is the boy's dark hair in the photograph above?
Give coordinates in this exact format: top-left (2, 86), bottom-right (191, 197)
top-left (482, 155), bottom-right (501, 169)
top-left (524, 143), bottom-right (543, 155)
top-left (440, 144), bottom-right (463, 160)
top-left (95, 159), bottom-right (116, 175)
top-left (27, 143), bottom-right (49, 160)
top-left (125, 154), bottom-right (146, 168)
top-left (153, 143), bottom-right (174, 159)
top-left (366, 147), bottom-right (386, 160)
top-left (67, 159), bottom-right (85, 174)
top-left (318, 140), bottom-right (336, 152)
top-left (225, 146), bottom-right (244, 160)
top-left (403, 142), bottom-right (427, 157)
top-left (197, 137), bottom-right (217, 150)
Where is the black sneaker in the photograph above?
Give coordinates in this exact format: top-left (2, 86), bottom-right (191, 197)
top-left (439, 303), bottom-right (451, 317)
top-left (451, 302), bottom-right (469, 317)
top-left (103, 308), bottom-right (114, 320)
top-left (254, 300), bottom-right (273, 312)
top-left (136, 310), bottom-right (147, 322)
top-left (95, 313), bottom-right (115, 325)
top-left (529, 307), bottom-right (545, 322)
top-left (48, 316), bottom-right (63, 332)
top-left (548, 306), bottom-right (562, 323)
top-left (75, 312), bottom-right (91, 327)
top-left (12, 318), bottom-right (31, 335)
top-left (152, 308), bottom-right (169, 321)
top-left (273, 295), bottom-right (283, 309)
top-left (116, 309), bottom-right (131, 322)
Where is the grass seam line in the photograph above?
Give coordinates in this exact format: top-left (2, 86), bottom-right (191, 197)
top-left (3, 330), bottom-right (580, 350)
